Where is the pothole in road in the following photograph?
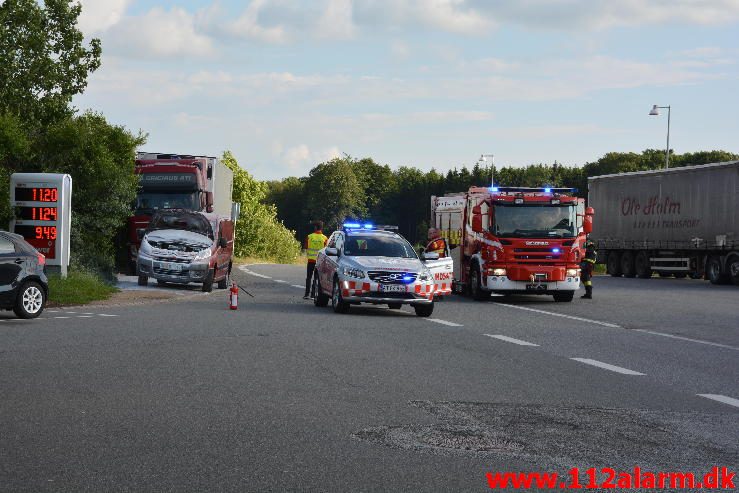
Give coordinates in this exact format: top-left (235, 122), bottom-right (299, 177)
top-left (352, 401), bottom-right (739, 470)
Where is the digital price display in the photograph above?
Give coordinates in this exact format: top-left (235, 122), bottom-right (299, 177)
top-left (10, 174), bottom-right (72, 275)
top-left (14, 187), bottom-right (58, 202)
top-left (15, 206), bottom-right (59, 221)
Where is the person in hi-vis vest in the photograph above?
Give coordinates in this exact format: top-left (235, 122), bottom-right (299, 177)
top-left (304, 221), bottom-right (328, 299)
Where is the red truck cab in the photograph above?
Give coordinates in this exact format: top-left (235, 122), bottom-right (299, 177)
top-left (431, 186), bottom-right (594, 302)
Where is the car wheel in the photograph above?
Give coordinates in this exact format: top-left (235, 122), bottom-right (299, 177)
top-left (331, 277), bottom-right (349, 313)
top-left (14, 281), bottom-right (45, 319)
top-left (414, 303), bottom-right (434, 317)
top-left (138, 274), bottom-right (148, 286)
top-left (388, 303), bottom-right (402, 309)
top-left (470, 266), bottom-right (488, 301)
top-left (313, 274), bottom-right (329, 307)
top-left (553, 291), bottom-right (574, 302)
top-left (202, 269), bottom-right (214, 292)
top-left (217, 265), bottom-right (230, 289)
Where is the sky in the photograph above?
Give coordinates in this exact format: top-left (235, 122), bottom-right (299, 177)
top-left (73, 0), bottom-right (739, 180)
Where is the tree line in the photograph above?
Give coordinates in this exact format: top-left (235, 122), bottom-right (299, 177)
top-left (266, 149), bottom-right (738, 246)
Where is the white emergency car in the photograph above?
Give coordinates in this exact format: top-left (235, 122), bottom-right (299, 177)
top-left (312, 224), bottom-right (453, 316)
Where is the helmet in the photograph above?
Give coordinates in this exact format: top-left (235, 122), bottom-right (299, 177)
top-left (585, 239), bottom-right (595, 248)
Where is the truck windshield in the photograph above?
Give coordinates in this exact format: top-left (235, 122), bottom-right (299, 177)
top-left (493, 204), bottom-right (577, 238)
top-left (147, 212), bottom-right (213, 239)
top-left (135, 192), bottom-right (199, 214)
top-left (344, 235), bottom-right (418, 258)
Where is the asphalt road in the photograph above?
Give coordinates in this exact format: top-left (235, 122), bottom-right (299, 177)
top-left (1, 265), bottom-right (737, 492)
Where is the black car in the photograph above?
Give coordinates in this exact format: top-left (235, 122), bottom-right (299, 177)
top-left (0, 231), bottom-right (49, 318)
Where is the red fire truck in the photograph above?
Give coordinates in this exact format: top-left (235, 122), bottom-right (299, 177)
top-left (126, 152), bottom-right (233, 274)
top-left (430, 186), bottom-right (594, 302)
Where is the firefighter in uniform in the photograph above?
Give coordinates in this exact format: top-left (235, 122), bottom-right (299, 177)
top-left (304, 221), bottom-right (328, 299)
top-left (425, 228), bottom-right (449, 258)
top-left (580, 239), bottom-right (597, 299)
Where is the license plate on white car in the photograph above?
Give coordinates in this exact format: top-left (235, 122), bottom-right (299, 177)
top-left (380, 284), bottom-right (406, 293)
top-left (159, 262), bottom-right (184, 271)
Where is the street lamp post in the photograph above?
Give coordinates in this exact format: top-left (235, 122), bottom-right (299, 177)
top-left (478, 154), bottom-right (495, 187)
top-left (649, 104), bottom-right (671, 169)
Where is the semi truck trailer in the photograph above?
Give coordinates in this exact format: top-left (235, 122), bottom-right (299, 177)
top-left (588, 161), bottom-right (739, 285)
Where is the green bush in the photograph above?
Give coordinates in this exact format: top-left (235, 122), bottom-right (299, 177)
top-left (47, 268), bottom-right (118, 306)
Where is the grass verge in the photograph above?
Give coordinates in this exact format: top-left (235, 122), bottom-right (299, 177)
top-left (48, 270), bottom-right (119, 306)
top-left (233, 254), bottom-right (307, 266)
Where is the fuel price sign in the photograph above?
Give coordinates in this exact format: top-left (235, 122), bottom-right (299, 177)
top-left (10, 173), bottom-right (72, 276)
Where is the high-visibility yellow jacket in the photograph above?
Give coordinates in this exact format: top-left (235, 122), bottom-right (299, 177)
top-left (306, 232), bottom-right (328, 262)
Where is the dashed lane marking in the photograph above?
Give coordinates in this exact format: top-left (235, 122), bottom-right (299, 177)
top-left (291, 285), bottom-right (304, 289)
top-left (54, 316), bottom-right (70, 319)
top-left (425, 318), bottom-right (463, 327)
top-left (98, 314), bottom-right (118, 317)
top-left (77, 315), bottom-right (92, 318)
top-left (274, 280), bottom-right (288, 284)
top-left (484, 334), bottom-right (539, 346)
top-left (634, 329), bottom-right (739, 351)
top-left (697, 394), bottom-right (739, 409)
top-left (570, 358), bottom-right (645, 375)
top-left (237, 266), bottom-right (271, 279)
top-left (494, 303), bottom-right (621, 328)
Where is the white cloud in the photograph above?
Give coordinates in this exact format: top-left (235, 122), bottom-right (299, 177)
top-left (77, 0), bottom-right (131, 34)
top-left (281, 144), bottom-right (341, 171)
top-left (227, 0), bottom-right (289, 43)
top-left (105, 7), bottom-right (215, 58)
top-left (315, 0), bottom-right (356, 39)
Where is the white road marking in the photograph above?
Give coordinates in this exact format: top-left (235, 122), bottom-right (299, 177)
top-left (273, 280), bottom-right (288, 284)
top-left (426, 319), bottom-right (463, 327)
top-left (81, 313), bottom-right (94, 315)
top-left (291, 284), bottom-right (304, 289)
top-left (77, 315), bottom-right (92, 318)
top-left (570, 358), bottom-right (645, 375)
top-left (245, 270), bottom-right (271, 279)
top-left (697, 394), bottom-right (739, 409)
top-left (484, 334), bottom-right (539, 346)
top-left (65, 312), bottom-right (78, 314)
top-left (54, 316), bottom-right (70, 319)
top-left (494, 303), bottom-right (621, 328)
top-left (635, 329), bottom-right (739, 351)
top-left (98, 314), bottom-right (118, 317)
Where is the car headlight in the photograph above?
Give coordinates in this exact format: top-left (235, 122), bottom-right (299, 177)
top-left (342, 267), bottom-right (365, 279)
top-left (139, 238), bottom-right (152, 256)
top-left (418, 269), bottom-right (432, 281)
top-left (194, 248), bottom-right (211, 261)
top-left (492, 268), bottom-right (507, 276)
top-left (566, 268), bottom-right (580, 277)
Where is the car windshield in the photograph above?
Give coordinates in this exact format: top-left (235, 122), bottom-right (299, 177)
top-left (135, 192), bottom-right (199, 214)
top-left (147, 212), bottom-right (213, 239)
top-left (493, 204), bottom-right (577, 238)
top-left (344, 234), bottom-right (417, 258)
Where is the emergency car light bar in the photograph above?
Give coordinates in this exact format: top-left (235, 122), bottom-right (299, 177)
top-left (492, 187), bottom-right (576, 193)
top-left (342, 223), bottom-right (398, 231)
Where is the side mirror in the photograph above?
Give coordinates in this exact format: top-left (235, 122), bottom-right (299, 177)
top-left (218, 237), bottom-right (228, 248)
top-left (583, 207), bottom-right (594, 235)
top-left (137, 228), bottom-right (146, 240)
top-left (422, 252), bottom-right (439, 261)
top-left (325, 247), bottom-right (338, 256)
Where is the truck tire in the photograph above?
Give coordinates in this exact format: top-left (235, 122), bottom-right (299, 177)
top-left (217, 264), bottom-right (231, 289)
top-left (138, 274), bottom-right (148, 286)
top-left (313, 274), bottom-right (329, 307)
top-left (729, 256), bottom-right (739, 286)
top-left (707, 256), bottom-right (729, 285)
top-left (13, 281), bottom-right (45, 319)
top-left (470, 266), bottom-right (488, 301)
top-left (606, 251), bottom-right (622, 277)
top-left (553, 291), bottom-right (574, 302)
top-left (635, 251), bottom-right (652, 278)
top-left (620, 251), bottom-right (636, 278)
top-left (202, 269), bottom-right (214, 292)
top-left (331, 277), bottom-right (349, 313)
top-left (414, 303), bottom-right (434, 317)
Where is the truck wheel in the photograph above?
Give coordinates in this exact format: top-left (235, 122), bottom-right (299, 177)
top-left (707, 256), bottom-right (729, 285)
top-left (635, 251), bottom-right (652, 278)
top-left (313, 274), bottom-right (329, 307)
top-left (138, 274), bottom-right (148, 286)
top-left (202, 269), bottom-right (214, 292)
top-left (217, 264), bottom-right (231, 289)
top-left (553, 291), bottom-right (574, 302)
top-left (13, 281), bottom-right (45, 319)
top-left (729, 256), bottom-right (739, 286)
top-left (470, 266), bottom-right (488, 301)
top-left (620, 251), bottom-right (636, 278)
top-left (414, 303), bottom-right (434, 317)
top-left (331, 277), bottom-right (349, 313)
top-left (606, 252), bottom-right (622, 277)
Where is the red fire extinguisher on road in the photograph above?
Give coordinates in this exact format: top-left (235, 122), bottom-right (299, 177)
top-left (229, 281), bottom-right (239, 310)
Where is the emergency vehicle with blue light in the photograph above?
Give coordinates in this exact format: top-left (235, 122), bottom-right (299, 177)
top-left (312, 223), bottom-right (454, 316)
top-left (430, 186), bottom-right (594, 302)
